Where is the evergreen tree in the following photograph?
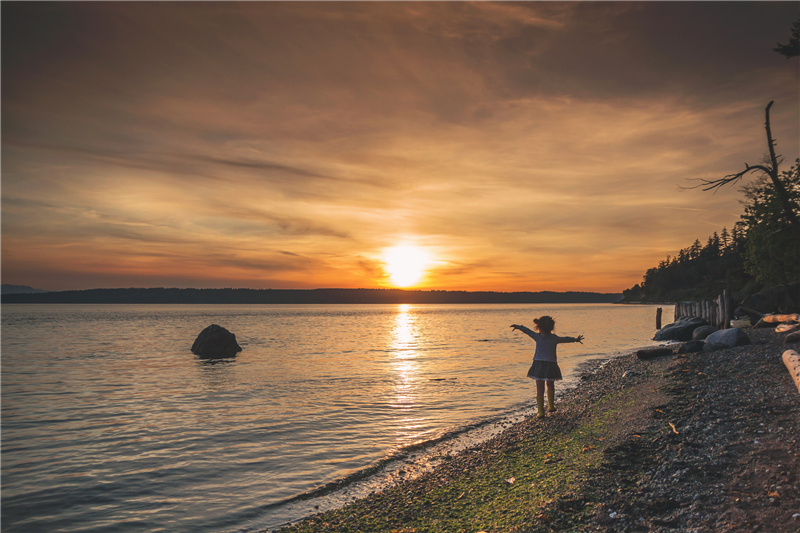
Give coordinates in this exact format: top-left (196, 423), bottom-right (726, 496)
top-left (774, 17), bottom-right (800, 59)
top-left (739, 160), bottom-right (800, 285)
top-left (720, 227), bottom-right (730, 250)
top-left (623, 163), bottom-right (798, 302)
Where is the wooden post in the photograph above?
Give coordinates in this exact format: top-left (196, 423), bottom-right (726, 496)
top-left (656, 307), bottom-right (662, 330)
top-left (723, 289), bottom-right (731, 329)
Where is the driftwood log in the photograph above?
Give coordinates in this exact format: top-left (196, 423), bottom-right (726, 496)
top-left (783, 350), bottom-right (800, 395)
top-left (755, 313), bottom-right (800, 328)
top-left (636, 347), bottom-right (674, 361)
top-left (776, 323), bottom-right (800, 334)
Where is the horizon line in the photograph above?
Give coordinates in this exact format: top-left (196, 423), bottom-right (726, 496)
top-left (2, 285), bottom-right (623, 295)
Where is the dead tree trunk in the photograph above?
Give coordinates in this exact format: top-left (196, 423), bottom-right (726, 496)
top-left (693, 101), bottom-right (800, 234)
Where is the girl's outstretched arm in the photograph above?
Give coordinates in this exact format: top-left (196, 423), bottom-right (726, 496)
top-left (511, 324), bottom-right (536, 339)
top-left (574, 334), bottom-right (584, 344)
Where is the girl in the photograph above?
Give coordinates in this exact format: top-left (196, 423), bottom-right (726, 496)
top-left (511, 316), bottom-right (584, 418)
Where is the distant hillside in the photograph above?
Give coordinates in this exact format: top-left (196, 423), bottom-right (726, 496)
top-left (1, 284), bottom-right (47, 295)
top-left (1, 287), bottom-right (623, 305)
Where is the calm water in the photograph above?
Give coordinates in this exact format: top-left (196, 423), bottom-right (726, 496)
top-left (1, 303), bottom-right (670, 532)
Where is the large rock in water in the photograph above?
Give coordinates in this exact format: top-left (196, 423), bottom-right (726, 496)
top-left (653, 316), bottom-right (708, 342)
top-left (704, 328), bottom-right (751, 351)
top-left (191, 324), bottom-right (242, 358)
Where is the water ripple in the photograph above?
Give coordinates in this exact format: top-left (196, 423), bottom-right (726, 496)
top-left (2, 303), bottom-right (667, 531)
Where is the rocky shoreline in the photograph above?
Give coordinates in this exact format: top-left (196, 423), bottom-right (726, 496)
top-left (276, 328), bottom-right (799, 532)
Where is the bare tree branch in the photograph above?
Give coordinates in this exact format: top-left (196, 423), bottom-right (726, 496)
top-left (689, 101), bottom-right (799, 232)
top-left (686, 164), bottom-right (773, 192)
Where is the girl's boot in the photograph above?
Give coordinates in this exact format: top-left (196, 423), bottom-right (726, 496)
top-left (547, 389), bottom-right (556, 413)
top-left (536, 396), bottom-right (546, 418)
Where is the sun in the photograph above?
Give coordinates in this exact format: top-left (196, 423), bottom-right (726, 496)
top-left (383, 245), bottom-right (431, 288)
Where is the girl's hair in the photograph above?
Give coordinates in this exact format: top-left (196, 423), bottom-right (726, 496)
top-left (534, 315), bottom-right (555, 334)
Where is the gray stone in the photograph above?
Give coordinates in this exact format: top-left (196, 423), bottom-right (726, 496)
top-left (786, 331), bottom-right (800, 344)
top-left (653, 316), bottom-right (709, 342)
top-left (704, 342), bottom-right (727, 353)
top-left (677, 341), bottom-right (705, 354)
top-left (692, 325), bottom-right (717, 341)
top-left (704, 328), bottom-right (751, 348)
top-left (191, 324), bottom-right (242, 358)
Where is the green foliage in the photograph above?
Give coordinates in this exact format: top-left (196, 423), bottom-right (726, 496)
top-left (739, 160), bottom-right (800, 285)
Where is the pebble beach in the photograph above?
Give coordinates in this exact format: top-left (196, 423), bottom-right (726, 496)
top-left (276, 327), bottom-right (800, 532)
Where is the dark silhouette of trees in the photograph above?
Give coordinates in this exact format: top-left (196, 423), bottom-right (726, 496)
top-left (1, 288), bottom-right (623, 305)
top-left (774, 17), bottom-right (800, 59)
top-left (622, 225), bottom-right (753, 302)
top-left (739, 160), bottom-right (800, 285)
top-left (625, 160), bottom-right (800, 302)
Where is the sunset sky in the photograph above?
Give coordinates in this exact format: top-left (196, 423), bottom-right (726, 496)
top-left (2, 2), bottom-right (798, 293)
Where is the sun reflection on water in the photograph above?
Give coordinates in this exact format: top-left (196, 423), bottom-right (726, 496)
top-left (390, 305), bottom-right (423, 441)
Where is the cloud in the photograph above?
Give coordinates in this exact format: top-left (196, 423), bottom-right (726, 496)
top-left (2, 2), bottom-right (798, 292)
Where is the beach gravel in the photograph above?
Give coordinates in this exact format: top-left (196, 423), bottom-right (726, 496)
top-left (277, 328), bottom-right (799, 532)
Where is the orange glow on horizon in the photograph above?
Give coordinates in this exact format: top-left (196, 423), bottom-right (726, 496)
top-left (2, 3), bottom-right (797, 294)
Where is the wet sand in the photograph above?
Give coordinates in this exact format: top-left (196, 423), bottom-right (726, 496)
top-left (276, 328), bottom-right (800, 532)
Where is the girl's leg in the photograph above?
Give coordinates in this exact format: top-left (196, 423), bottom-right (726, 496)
top-left (546, 380), bottom-right (556, 412)
top-left (535, 379), bottom-right (546, 418)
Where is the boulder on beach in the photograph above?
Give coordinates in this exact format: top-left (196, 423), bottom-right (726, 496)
top-left (703, 328), bottom-right (751, 352)
top-left (677, 340), bottom-right (705, 354)
top-left (191, 324), bottom-right (242, 358)
top-left (692, 325), bottom-right (717, 341)
top-left (786, 330), bottom-right (800, 345)
top-left (653, 316), bottom-right (708, 342)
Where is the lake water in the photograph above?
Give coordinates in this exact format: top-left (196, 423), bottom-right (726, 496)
top-left (1, 303), bottom-right (670, 532)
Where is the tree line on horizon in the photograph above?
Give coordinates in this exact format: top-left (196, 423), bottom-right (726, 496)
top-left (1, 287), bottom-right (623, 305)
top-left (623, 158), bottom-right (799, 303)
